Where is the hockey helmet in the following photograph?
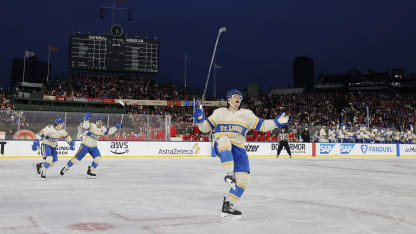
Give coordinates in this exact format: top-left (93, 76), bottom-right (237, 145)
top-left (96, 116), bottom-right (104, 122)
top-left (55, 117), bottom-right (64, 124)
top-left (226, 89), bottom-right (243, 100)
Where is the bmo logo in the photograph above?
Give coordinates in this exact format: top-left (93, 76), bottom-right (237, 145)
top-left (340, 144), bottom-right (355, 154)
top-left (320, 144), bottom-right (335, 154)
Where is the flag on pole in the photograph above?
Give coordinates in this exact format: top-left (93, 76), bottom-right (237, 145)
top-left (49, 44), bottom-right (58, 52)
top-left (24, 50), bottom-right (35, 57)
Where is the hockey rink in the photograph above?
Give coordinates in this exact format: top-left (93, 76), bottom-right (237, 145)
top-left (1, 157), bottom-right (416, 234)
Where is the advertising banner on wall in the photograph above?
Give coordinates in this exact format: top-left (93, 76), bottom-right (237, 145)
top-left (0, 141), bottom-right (212, 158)
top-left (316, 143), bottom-right (398, 157)
top-left (1, 141), bottom-right (415, 158)
top-left (399, 144), bottom-right (416, 157)
top-left (245, 142), bottom-right (312, 157)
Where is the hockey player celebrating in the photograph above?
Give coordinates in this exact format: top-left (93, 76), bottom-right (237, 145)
top-left (33, 117), bottom-right (75, 179)
top-left (60, 113), bottom-right (122, 178)
top-left (193, 89), bottom-right (291, 219)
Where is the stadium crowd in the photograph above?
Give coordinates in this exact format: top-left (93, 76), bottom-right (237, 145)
top-left (44, 75), bottom-right (192, 100)
top-left (4, 76), bottom-right (416, 143)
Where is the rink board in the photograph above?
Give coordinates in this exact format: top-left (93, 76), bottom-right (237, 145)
top-left (0, 141), bottom-right (415, 158)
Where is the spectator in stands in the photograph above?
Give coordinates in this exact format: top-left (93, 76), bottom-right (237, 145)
top-left (301, 128), bottom-right (310, 142)
top-left (192, 132), bottom-right (201, 141)
top-left (170, 124), bottom-right (177, 137)
top-left (183, 132), bottom-right (192, 141)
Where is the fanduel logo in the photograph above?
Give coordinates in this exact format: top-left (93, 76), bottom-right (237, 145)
top-left (320, 144), bottom-right (335, 154)
top-left (361, 145), bottom-right (393, 154)
top-left (340, 144), bottom-right (355, 154)
top-left (361, 145), bottom-right (368, 153)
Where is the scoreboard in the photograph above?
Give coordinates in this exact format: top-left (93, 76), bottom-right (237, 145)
top-left (69, 34), bottom-right (159, 73)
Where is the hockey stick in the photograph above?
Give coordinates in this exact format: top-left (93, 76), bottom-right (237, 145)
top-left (200, 26), bottom-right (227, 109)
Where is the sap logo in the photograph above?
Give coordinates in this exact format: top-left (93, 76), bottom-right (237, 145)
top-left (361, 145), bottom-right (368, 153)
top-left (340, 144), bottom-right (355, 154)
top-left (110, 141), bottom-right (129, 154)
top-left (245, 144), bottom-right (259, 152)
top-left (320, 144), bottom-right (335, 154)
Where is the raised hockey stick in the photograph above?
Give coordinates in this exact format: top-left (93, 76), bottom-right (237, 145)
top-left (200, 26), bottom-right (227, 109)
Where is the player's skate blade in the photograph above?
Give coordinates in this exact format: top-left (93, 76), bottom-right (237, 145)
top-left (40, 169), bottom-right (46, 179)
top-left (60, 167), bottom-right (68, 176)
top-left (221, 212), bottom-right (242, 220)
top-left (34, 163), bottom-right (42, 175)
top-left (86, 166), bottom-right (96, 179)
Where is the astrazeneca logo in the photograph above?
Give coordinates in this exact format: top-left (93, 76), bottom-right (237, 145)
top-left (340, 144), bottom-right (355, 154)
top-left (320, 144), bottom-right (335, 154)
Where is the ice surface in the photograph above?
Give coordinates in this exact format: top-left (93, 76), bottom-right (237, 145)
top-left (0, 157), bottom-right (416, 234)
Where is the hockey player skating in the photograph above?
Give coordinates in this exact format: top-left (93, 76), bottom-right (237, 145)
top-left (60, 113), bottom-right (122, 178)
top-left (193, 89), bottom-right (291, 219)
top-left (33, 117), bottom-right (75, 178)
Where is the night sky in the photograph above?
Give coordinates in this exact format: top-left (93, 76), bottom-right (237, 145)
top-left (1, 0), bottom-right (415, 97)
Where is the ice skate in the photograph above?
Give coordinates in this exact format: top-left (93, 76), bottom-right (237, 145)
top-left (60, 167), bottom-right (68, 176)
top-left (86, 166), bottom-right (96, 179)
top-left (34, 162), bottom-right (42, 175)
top-left (221, 197), bottom-right (242, 219)
top-left (40, 168), bottom-right (46, 179)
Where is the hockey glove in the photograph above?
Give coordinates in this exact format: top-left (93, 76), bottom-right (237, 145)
top-left (274, 112), bottom-right (292, 128)
top-left (193, 108), bottom-right (205, 124)
top-left (32, 139), bottom-right (40, 151)
top-left (115, 123), bottom-right (123, 129)
top-left (224, 172), bottom-right (236, 190)
top-left (84, 112), bottom-right (91, 121)
top-left (69, 141), bottom-right (75, 150)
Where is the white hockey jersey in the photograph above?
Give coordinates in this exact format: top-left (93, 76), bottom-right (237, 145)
top-left (36, 125), bottom-right (72, 147)
top-left (198, 107), bottom-right (277, 146)
top-left (82, 121), bottom-right (118, 147)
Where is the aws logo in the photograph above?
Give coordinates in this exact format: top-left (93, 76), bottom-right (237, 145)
top-left (320, 144), bottom-right (335, 154)
top-left (110, 141), bottom-right (129, 155)
top-left (340, 144), bottom-right (355, 154)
